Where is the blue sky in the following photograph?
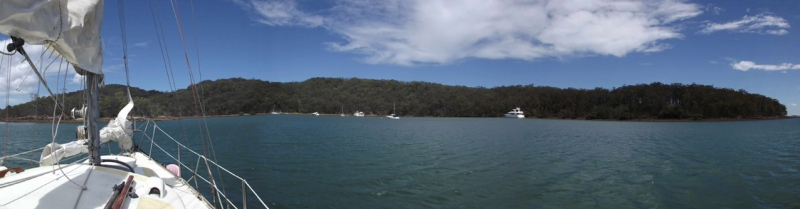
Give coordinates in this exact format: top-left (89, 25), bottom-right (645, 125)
top-left (2, 0), bottom-right (800, 115)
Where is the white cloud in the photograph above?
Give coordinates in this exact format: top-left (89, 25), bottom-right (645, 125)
top-left (133, 41), bottom-right (150, 47)
top-left (700, 14), bottom-right (790, 35)
top-left (72, 73), bottom-right (83, 85)
top-left (731, 61), bottom-right (800, 71)
top-left (239, 0), bottom-right (703, 66)
top-left (709, 60), bottom-right (718, 64)
top-left (0, 38), bottom-right (82, 106)
top-left (249, 0), bottom-right (323, 27)
top-left (791, 103), bottom-right (797, 107)
top-left (765, 29), bottom-right (788, 35)
top-left (704, 4), bottom-right (724, 15)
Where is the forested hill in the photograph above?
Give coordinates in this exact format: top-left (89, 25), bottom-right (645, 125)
top-left (2, 77), bottom-right (787, 120)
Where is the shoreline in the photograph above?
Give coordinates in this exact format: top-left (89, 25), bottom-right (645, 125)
top-left (534, 116), bottom-right (794, 122)
top-left (2, 116), bottom-right (181, 123)
top-left (3, 114), bottom-right (792, 123)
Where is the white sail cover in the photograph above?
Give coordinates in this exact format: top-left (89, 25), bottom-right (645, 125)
top-left (40, 139), bottom-right (89, 166)
top-left (0, 0), bottom-right (104, 75)
top-left (100, 100), bottom-right (134, 150)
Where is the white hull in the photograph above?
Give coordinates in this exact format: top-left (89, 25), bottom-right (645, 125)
top-left (505, 107), bottom-right (525, 118)
top-left (388, 102), bottom-right (399, 119)
top-left (505, 114), bottom-right (525, 118)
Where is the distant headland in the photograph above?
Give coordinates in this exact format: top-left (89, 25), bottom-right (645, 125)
top-left (0, 77), bottom-right (787, 122)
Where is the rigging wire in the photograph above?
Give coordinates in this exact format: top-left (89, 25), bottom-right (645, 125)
top-left (149, 0), bottom-right (199, 191)
top-left (147, 0), bottom-right (192, 184)
top-left (187, 0), bottom-right (229, 203)
top-left (4, 44), bottom-right (9, 161)
top-left (167, 0), bottom-right (217, 201)
top-left (30, 48), bottom-right (46, 168)
top-left (116, 0), bottom-right (133, 101)
top-left (148, 0), bottom-right (192, 160)
top-left (31, 77), bottom-right (41, 168)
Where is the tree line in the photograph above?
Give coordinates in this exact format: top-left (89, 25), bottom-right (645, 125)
top-left (1, 77), bottom-right (787, 120)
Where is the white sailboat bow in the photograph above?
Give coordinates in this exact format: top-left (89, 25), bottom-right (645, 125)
top-left (0, 0), bottom-right (269, 208)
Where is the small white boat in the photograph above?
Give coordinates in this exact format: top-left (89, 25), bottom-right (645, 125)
top-left (354, 111), bottom-right (365, 117)
top-left (387, 102), bottom-right (400, 119)
top-left (312, 112), bottom-right (320, 116)
top-left (271, 104), bottom-right (279, 114)
top-left (505, 107), bottom-right (525, 118)
top-left (341, 106), bottom-right (345, 117)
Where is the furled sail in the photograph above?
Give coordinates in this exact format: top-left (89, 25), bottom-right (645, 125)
top-left (100, 100), bottom-right (134, 150)
top-left (0, 0), bottom-right (104, 75)
top-left (40, 101), bottom-right (133, 166)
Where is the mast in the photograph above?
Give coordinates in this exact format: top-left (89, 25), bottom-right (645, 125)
top-left (87, 73), bottom-right (102, 165)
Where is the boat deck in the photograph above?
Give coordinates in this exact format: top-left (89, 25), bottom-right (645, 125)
top-left (0, 152), bottom-right (212, 209)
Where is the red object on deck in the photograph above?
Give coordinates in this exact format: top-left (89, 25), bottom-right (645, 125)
top-left (112, 175), bottom-right (134, 209)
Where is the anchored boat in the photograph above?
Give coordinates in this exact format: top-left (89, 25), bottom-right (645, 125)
top-left (387, 102), bottom-right (400, 119)
top-left (505, 107), bottom-right (525, 118)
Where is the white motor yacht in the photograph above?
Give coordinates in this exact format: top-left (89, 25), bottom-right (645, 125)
top-left (505, 107), bottom-right (525, 118)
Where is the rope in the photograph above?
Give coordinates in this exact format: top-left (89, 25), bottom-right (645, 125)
top-left (44, 61), bottom-right (84, 189)
top-left (54, 0), bottom-right (64, 42)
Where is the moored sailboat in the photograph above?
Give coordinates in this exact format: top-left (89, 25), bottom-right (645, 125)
top-left (387, 102), bottom-right (399, 119)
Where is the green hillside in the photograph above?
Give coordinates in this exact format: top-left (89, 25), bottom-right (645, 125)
top-left (2, 77), bottom-right (786, 120)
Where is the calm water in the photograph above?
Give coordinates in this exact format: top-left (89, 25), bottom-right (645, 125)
top-left (2, 116), bottom-right (800, 208)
